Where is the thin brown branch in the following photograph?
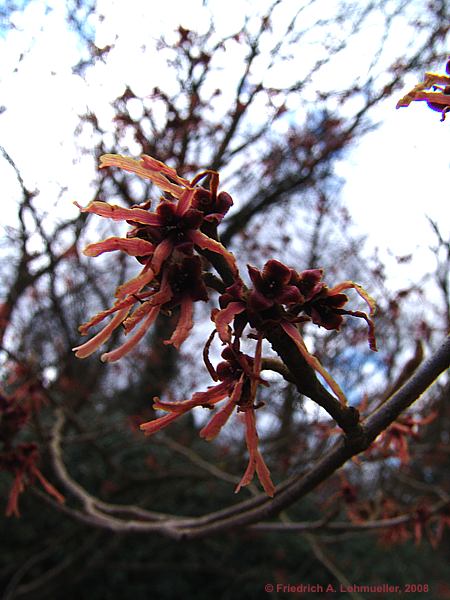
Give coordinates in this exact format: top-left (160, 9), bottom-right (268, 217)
top-left (38, 336), bottom-right (449, 540)
top-left (304, 533), bottom-right (365, 600)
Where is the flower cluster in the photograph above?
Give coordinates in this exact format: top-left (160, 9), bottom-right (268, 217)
top-left (74, 155), bottom-right (377, 496)
top-left (213, 259), bottom-right (376, 405)
top-left (73, 154), bottom-right (235, 362)
top-left (396, 56), bottom-right (450, 121)
top-left (0, 391), bottom-right (64, 516)
top-left (141, 338), bottom-right (275, 496)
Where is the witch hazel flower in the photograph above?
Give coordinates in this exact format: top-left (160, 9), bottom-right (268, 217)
top-left (73, 154), bottom-right (236, 361)
top-left (212, 259), bottom-right (376, 406)
top-left (140, 339), bottom-right (275, 496)
top-left (396, 56), bottom-right (450, 121)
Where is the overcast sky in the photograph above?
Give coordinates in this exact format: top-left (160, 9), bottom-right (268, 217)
top-left (0, 0), bottom-right (449, 293)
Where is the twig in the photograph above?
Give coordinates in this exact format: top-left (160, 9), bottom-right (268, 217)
top-left (37, 337), bottom-right (449, 539)
top-left (305, 533), bottom-right (366, 600)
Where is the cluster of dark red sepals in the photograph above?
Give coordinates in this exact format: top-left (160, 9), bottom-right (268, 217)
top-left (214, 259), bottom-right (376, 349)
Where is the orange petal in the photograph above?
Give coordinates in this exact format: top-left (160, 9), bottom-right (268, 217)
top-left (140, 412), bottom-right (182, 436)
top-left (100, 306), bottom-right (159, 362)
top-left (83, 237), bottom-right (155, 257)
top-left (73, 308), bottom-right (130, 358)
top-left (100, 154), bottom-right (187, 198)
top-left (151, 238), bottom-right (174, 274)
top-left (190, 230), bottom-right (238, 276)
top-left (235, 409), bottom-right (275, 496)
top-left (176, 188), bottom-right (196, 217)
top-left (115, 264), bottom-right (155, 299)
top-left (255, 453), bottom-right (275, 497)
top-left (164, 298), bottom-right (193, 349)
top-left (74, 200), bottom-right (161, 226)
top-left (154, 381), bottom-right (231, 414)
top-left (281, 321), bottom-right (348, 406)
top-left (199, 377), bottom-right (243, 441)
top-left (199, 397), bottom-right (236, 441)
top-left (123, 301), bottom-right (156, 333)
top-left (327, 281), bottom-right (376, 316)
top-left (213, 302), bottom-right (246, 343)
top-left (141, 154), bottom-right (190, 187)
top-left (78, 296), bottom-right (137, 334)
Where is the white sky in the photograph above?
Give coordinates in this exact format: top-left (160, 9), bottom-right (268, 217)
top-left (0, 0), bottom-right (449, 293)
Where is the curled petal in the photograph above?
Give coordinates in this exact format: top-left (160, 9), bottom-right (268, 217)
top-left (140, 412), bottom-right (182, 436)
top-left (190, 230), bottom-right (238, 276)
top-left (74, 200), bottom-right (161, 226)
top-left (199, 396), bottom-right (237, 441)
top-left (255, 452), bottom-right (276, 498)
top-left (203, 329), bottom-right (218, 381)
top-left (115, 264), bottom-right (155, 299)
top-left (100, 306), bottom-right (160, 362)
top-left (124, 270), bottom-right (172, 333)
top-left (79, 297), bottom-right (137, 334)
top-left (73, 308), bottom-right (130, 358)
top-left (213, 302), bottom-right (246, 343)
top-left (123, 301), bottom-right (156, 333)
top-left (164, 297), bottom-right (194, 349)
top-left (281, 321), bottom-right (348, 406)
top-left (397, 88), bottom-right (450, 109)
top-left (327, 281), bottom-right (376, 316)
top-left (338, 309), bottom-right (377, 352)
top-left (190, 381), bottom-right (233, 406)
top-left (200, 376), bottom-right (244, 441)
top-left (145, 268), bottom-right (173, 305)
top-left (235, 457), bottom-right (255, 495)
top-left (190, 169), bottom-right (217, 188)
top-left (235, 409), bottom-right (275, 497)
top-left (153, 396), bottom-right (207, 414)
top-left (100, 154), bottom-right (187, 197)
top-left (123, 276), bottom-right (172, 335)
top-left (141, 154), bottom-right (190, 186)
top-left (83, 237), bottom-right (155, 257)
top-left (326, 281), bottom-right (377, 351)
top-left (151, 238), bottom-right (174, 274)
top-left (176, 188), bottom-right (196, 217)
top-left (154, 380), bottom-right (231, 414)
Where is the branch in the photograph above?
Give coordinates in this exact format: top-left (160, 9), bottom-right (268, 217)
top-left (250, 498), bottom-right (449, 533)
top-left (304, 533), bottom-right (365, 600)
top-left (364, 336), bottom-right (450, 440)
top-left (40, 337), bottom-right (449, 540)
